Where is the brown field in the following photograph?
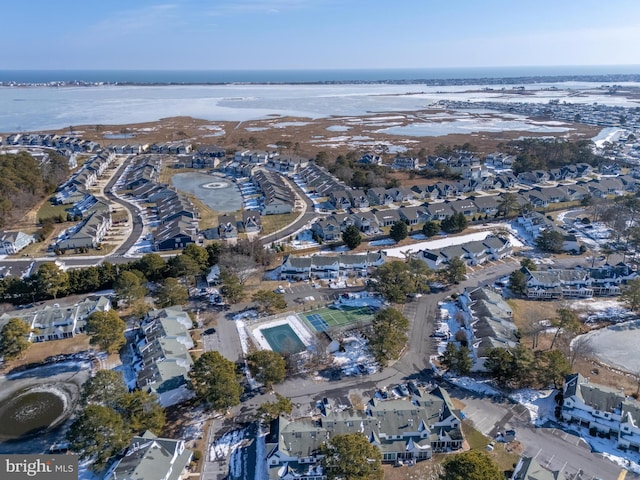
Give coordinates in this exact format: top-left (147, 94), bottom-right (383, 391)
top-left (508, 298), bottom-right (640, 393)
top-left (50, 111), bottom-right (600, 160)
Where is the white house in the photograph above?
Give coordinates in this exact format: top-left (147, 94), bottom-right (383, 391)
top-left (0, 231), bottom-right (35, 255)
top-left (562, 373), bottom-right (640, 453)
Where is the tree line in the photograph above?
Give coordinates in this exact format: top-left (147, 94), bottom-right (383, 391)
top-left (504, 138), bottom-right (604, 174)
top-left (0, 151), bottom-right (70, 228)
top-left (0, 239), bottom-right (275, 306)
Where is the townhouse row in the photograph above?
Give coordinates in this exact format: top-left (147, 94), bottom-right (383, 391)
top-left (266, 386), bottom-right (463, 479)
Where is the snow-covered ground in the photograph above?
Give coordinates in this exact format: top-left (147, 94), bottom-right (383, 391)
top-left (335, 292), bottom-right (384, 308)
top-left (332, 333), bottom-right (378, 376)
top-left (369, 238), bottom-right (397, 246)
top-left (568, 298), bottom-right (635, 324)
top-left (210, 428), bottom-right (249, 461)
top-left (567, 423), bottom-right (640, 475)
top-left (381, 230), bottom-right (522, 258)
top-left (446, 376), bottom-right (502, 396)
top-left (509, 389), bottom-right (557, 426)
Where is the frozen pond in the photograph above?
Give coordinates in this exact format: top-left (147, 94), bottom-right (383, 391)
top-left (171, 172), bottom-right (243, 213)
top-left (581, 320), bottom-right (640, 373)
top-left (2, 81), bottom-right (640, 131)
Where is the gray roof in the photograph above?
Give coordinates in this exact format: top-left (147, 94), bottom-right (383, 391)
top-left (106, 431), bottom-right (192, 480)
top-left (512, 456), bottom-right (567, 480)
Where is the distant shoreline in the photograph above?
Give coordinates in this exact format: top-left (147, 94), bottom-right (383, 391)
top-left (1, 67), bottom-right (640, 88)
top-left (3, 75), bottom-right (640, 88)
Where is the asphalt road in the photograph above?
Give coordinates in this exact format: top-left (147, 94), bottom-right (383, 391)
top-left (201, 253), bottom-right (635, 479)
top-left (102, 156), bottom-right (144, 256)
top-left (259, 178), bottom-right (317, 246)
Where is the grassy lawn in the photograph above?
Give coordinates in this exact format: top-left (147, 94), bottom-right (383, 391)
top-left (37, 201), bottom-right (68, 222)
top-left (461, 420), bottom-right (520, 473)
top-left (261, 212), bottom-right (297, 236)
top-left (180, 193), bottom-right (225, 230)
top-left (1, 334), bottom-right (92, 372)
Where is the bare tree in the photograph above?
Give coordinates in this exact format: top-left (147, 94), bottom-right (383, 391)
top-left (569, 335), bottom-right (594, 368)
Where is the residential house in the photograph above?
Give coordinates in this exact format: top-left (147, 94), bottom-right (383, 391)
top-left (559, 184), bottom-right (590, 202)
top-left (133, 307), bottom-right (195, 407)
top-left (367, 188), bottom-right (394, 206)
top-left (374, 209), bottom-right (402, 227)
top-left (517, 171), bottom-right (539, 185)
top-left (434, 182), bottom-right (458, 198)
top-left (351, 211), bottom-right (379, 235)
top-left (418, 235), bottom-right (511, 270)
top-left (105, 431), bottom-right (192, 480)
top-left (575, 163), bottom-right (593, 177)
top-left (599, 163), bottom-right (622, 175)
top-left (218, 214), bottom-right (238, 239)
top-left (328, 190), bottom-right (352, 210)
top-left (536, 186), bottom-right (566, 203)
top-left (0, 296), bottom-right (111, 343)
top-left (0, 231), bottom-right (35, 255)
top-left (525, 268), bottom-right (592, 299)
top-left (587, 262), bottom-right (637, 296)
top-left (266, 385), bottom-right (462, 478)
top-left (311, 216), bottom-right (342, 242)
top-left (525, 191), bottom-right (549, 208)
top-left (253, 169), bottom-right (295, 215)
top-left (386, 187), bottom-right (414, 203)
top-left (280, 251), bottom-right (386, 280)
top-left (358, 153), bottom-right (383, 165)
top-left (561, 373), bottom-right (640, 452)
top-left (348, 188), bottom-right (370, 208)
top-left (458, 287), bottom-right (518, 371)
top-left (517, 211), bottom-right (555, 238)
top-left (424, 203), bottom-right (454, 221)
top-left (242, 210), bottom-right (262, 233)
top-left (494, 173), bottom-right (517, 189)
top-left (398, 206), bottom-right (427, 226)
top-left (446, 199), bottom-right (479, 217)
top-left (392, 156), bottom-right (420, 170)
top-left (511, 456), bottom-right (568, 480)
top-left (470, 195), bottom-right (500, 217)
top-left (56, 206), bottom-right (112, 251)
top-left (153, 216), bottom-right (196, 251)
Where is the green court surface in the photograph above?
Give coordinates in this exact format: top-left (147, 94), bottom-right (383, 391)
top-left (262, 324), bottom-right (305, 355)
top-left (302, 305), bottom-right (376, 332)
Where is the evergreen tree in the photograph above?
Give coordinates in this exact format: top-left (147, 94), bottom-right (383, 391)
top-left (389, 221), bottom-right (408, 242)
top-left (422, 220), bottom-right (440, 237)
top-left (367, 307), bottom-right (409, 367)
top-left (342, 225), bottom-right (362, 249)
top-left (86, 310), bottom-right (126, 354)
top-left (246, 350), bottom-right (287, 387)
top-left (441, 450), bottom-right (503, 480)
top-left (0, 318), bottom-right (32, 360)
top-left (189, 351), bottom-right (243, 411)
top-left (321, 433), bottom-right (383, 480)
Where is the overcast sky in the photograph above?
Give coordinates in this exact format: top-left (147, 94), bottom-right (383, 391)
top-left (3, 0), bottom-right (640, 70)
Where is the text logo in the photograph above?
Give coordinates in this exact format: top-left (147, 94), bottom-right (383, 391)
top-left (1, 455), bottom-right (77, 479)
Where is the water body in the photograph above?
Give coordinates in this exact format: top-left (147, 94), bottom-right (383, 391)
top-left (581, 320), bottom-right (640, 373)
top-left (0, 362), bottom-right (89, 454)
top-left (0, 388), bottom-right (65, 440)
top-left (2, 66), bottom-right (640, 84)
top-left (171, 172), bottom-right (243, 213)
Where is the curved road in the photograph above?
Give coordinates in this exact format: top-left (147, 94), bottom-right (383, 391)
top-left (259, 178), bottom-right (317, 246)
top-left (203, 254), bottom-right (635, 480)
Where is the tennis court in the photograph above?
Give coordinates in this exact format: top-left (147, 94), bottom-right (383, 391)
top-left (302, 305), bottom-right (377, 332)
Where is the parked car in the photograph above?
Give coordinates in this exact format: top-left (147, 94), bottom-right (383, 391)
top-left (397, 384), bottom-right (409, 396)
